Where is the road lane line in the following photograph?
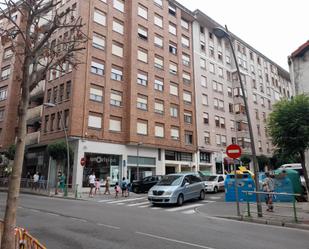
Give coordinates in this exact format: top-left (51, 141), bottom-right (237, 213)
top-left (135, 231), bottom-right (216, 249)
top-left (166, 204), bottom-right (203, 212)
top-left (97, 199), bottom-right (111, 203)
top-left (127, 201), bottom-right (150, 207)
top-left (97, 223), bottom-right (120, 230)
top-left (182, 210), bottom-right (196, 214)
top-left (209, 196), bottom-right (221, 200)
top-left (202, 200), bottom-right (216, 203)
top-left (150, 207), bottom-right (161, 210)
top-left (116, 203), bottom-right (125, 205)
top-left (138, 205), bottom-right (151, 208)
top-left (46, 212), bottom-right (60, 217)
top-left (107, 197), bottom-right (145, 204)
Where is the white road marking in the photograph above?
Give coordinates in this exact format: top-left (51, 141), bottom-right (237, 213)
top-left (97, 199), bottom-right (111, 203)
top-left (97, 223), bottom-right (120, 230)
top-left (202, 200), bottom-right (216, 203)
top-left (182, 210), bottom-right (196, 214)
top-left (209, 196), bottom-right (221, 200)
top-left (107, 197), bottom-right (145, 204)
top-left (166, 204), bottom-right (203, 212)
top-left (150, 207), bottom-right (161, 210)
top-left (70, 217), bottom-right (87, 223)
top-left (116, 203), bottom-right (125, 205)
top-left (135, 231), bottom-right (217, 249)
top-left (138, 205), bottom-right (151, 208)
top-left (46, 212), bottom-right (60, 217)
top-left (127, 201), bottom-right (150, 207)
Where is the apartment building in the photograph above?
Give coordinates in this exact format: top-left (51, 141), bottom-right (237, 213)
top-left (192, 11), bottom-right (293, 174)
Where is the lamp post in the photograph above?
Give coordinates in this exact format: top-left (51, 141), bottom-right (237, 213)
top-left (43, 102), bottom-right (70, 197)
top-left (136, 142), bottom-right (143, 181)
top-left (213, 25), bottom-right (263, 217)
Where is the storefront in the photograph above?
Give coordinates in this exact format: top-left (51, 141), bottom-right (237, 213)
top-left (126, 155), bottom-right (156, 181)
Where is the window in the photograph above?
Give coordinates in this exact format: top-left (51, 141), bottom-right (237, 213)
top-left (111, 66), bottom-right (123, 81)
top-left (155, 123), bottom-right (164, 137)
top-left (138, 4), bottom-right (148, 19)
top-left (94, 9), bottom-right (106, 25)
top-left (154, 34), bottom-right (163, 47)
top-left (218, 67), bottom-right (224, 78)
top-left (228, 87), bottom-right (232, 97)
top-left (171, 127), bottom-right (179, 140)
top-left (154, 99), bottom-right (164, 114)
top-left (110, 90), bottom-right (122, 106)
top-left (154, 55), bottom-right (164, 69)
top-left (200, 41), bottom-right (206, 52)
top-left (154, 78), bottom-right (163, 91)
top-left (1, 67), bottom-right (10, 80)
top-left (218, 50), bottom-right (223, 61)
top-left (230, 120), bottom-right (235, 130)
top-left (170, 105), bottom-right (178, 118)
top-left (181, 19), bottom-right (189, 30)
top-left (184, 111), bottom-right (192, 124)
top-left (169, 23), bottom-right (176, 35)
top-left (209, 46), bottom-right (214, 57)
top-left (215, 116), bottom-right (220, 127)
top-left (91, 60), bottom-right (104, 75)
top-left (169, 83), bottom-right (178, 96)
top-left (66, 81), bottom-right (71, 99)
top-left (138, 26), bottom-right (148, 40)
top-left (137, 71), bottom-right (148, 86)
top-left (0, 108), bottom-right (4, 121)
top-left (168, 4), bottom-right (176, 16)
top-left (137, 95), bottom-right (148, 110)
top-left (201, 76), bottom-right (207, 87)
top-left (214, 98), bottom-right (224, 110)
top-left (228, 103), bottom-right (233, 113)
top-left (113, 19), bottom-right (124, 34)
top-left (261, 97), bottom-right (265, 107)
top-left (154, 14), bottom-right (163, 28)
top-left (253, 94), bottom-right (257, 103)
top-left (44, 116), bottom-right (49, 132)
top-left (202, 94), bottom-right (208, 105)
top-left (200, 58), bottom-right (206, 69)
top-left (169, 62), bottom-right (177, 75)
top-left (64, 110), bottom-right (69, 128)
top-left (137, 48), bottom-right (148, 63)
top-left (112, 42), bottom-right (123, 57)
top-left (203, 112), bottom-right (209, 124)
top-left (221, 135), bottom-right (227, 146)
top-left (109, 117), bottom-right (121, 132)
top-left (181, 36), bottom-right (189, 48)
top-left (50, 114), bottom-right (55, 132)
top-left (59, 84), bottom-right (64, 102)
top-left (92, 33), bottom-right (105, 50)
top-left (53, 86), bottom-right (58, 103)
top-left (258, 140), bottom-right (262, 151)
top-left (88, 113), bottom-right (102, 129)
top-left (209, 63), bottom-right (215, 73)
top-left (183, 72), bottom-right (191, 84)
top-left (213, 81), bottom-right (223, 93)
top-left (3, 47), bottom-right (13, 59)
top-left (183, 91), bottom-right (192, 104)
top-left (113, 0), bottom-right (124, 12)
top-left (216, 134), bottom-right (221, 145)
top-left (0, 87), bottom-right (8, 101)
top-left (204, 132), bottom-right (210, 144)
top-left (90, 85), bottom-right (103, 102)
top-left (182, 53), bottom-right (190, 66)
top-left (185, 131), bottom-right (193, 145)
top-left (226, 55), bottom-right (231, 64)
top-left (169, 42), bottom-right (177, 55)
top-left (137, 120), bottom-right (148, 135)
top-left (220, 117), bottom-right (225, 128)
top-left (154, 0), bottom-right (163, 7)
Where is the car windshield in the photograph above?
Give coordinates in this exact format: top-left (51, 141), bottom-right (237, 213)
top-left (204, 176), bottom-right (217, 181)
top-left (157, 175), bottom-right (183, 186)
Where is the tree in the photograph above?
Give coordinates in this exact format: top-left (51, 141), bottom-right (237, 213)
top-left (240, 155), bottom-right (251, 166)
top-left (256, 155), bottom-right (270, 171)
top-left (268, 94), bottom-right (309, 192)
top-left (0, 1), bottom-right (87, 248)
top-left (47, 140), bottom-right (73, 195)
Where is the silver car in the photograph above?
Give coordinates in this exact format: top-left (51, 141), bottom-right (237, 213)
top-left (148, 173), bottom-right (206, 206)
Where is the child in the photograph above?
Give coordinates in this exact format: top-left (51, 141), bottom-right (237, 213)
top-left (95, 178), bottom-right (101, 195)
top-left (114, 182), bottom-right (120, 198)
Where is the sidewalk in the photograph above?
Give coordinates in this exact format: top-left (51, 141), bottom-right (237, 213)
top-left (196, 200), bottom-right (309, 230)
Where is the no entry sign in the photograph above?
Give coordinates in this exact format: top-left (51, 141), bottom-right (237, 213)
top-left (226, 144), bottom-right (242, 159)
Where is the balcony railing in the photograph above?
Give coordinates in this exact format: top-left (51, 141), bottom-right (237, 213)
top-left (26, 105), bottom-right (43, 124)
top-left (25, 131), bottom-right (40, 146)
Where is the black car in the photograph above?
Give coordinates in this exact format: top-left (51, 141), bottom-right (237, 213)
top-left (131, 175), bottom-right (163, 193)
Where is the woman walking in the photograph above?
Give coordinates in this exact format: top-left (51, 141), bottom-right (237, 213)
top-left (104, 176), bottom-right (111, 195)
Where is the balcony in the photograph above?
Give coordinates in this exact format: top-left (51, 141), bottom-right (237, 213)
top-left (30, 81), bottom-right (45, 100)
top-left (25, 131), bottom-right (40, 146)
top-left (26, 105), bottom-right (43, 125)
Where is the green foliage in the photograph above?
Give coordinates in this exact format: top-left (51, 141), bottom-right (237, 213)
top-left (240, 155), bottom-right (251, 166)
top-left (256, 155), bottom-right (270, 171)
top-left (270, 150), bottom-right (300, 169)
top-left (47, 141), bottom-right (73, 163)
top-left (268, 94), bottom-right (309, 156)
top-left (7, 144), bottom-right (16, 160)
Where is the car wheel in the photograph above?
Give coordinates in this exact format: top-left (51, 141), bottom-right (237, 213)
top-left (133, 186), bottom-right (139, 193)
top-left (214, 187), bottom-right (218, 193)
top-left (177, 194), bottom-right (184, 206)
top-left (199, 190), bottom-right (205, 200)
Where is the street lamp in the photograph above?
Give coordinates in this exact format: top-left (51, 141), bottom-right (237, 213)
top-left (213, 25), bottom-right (263, 217)
top-left (136, 142), bottom-right (143, 181)
top-left (43, 102), bottom-right (70, 197)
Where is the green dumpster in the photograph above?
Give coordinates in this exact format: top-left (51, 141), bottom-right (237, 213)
top-left (273, 169), bottom-right (303, 195)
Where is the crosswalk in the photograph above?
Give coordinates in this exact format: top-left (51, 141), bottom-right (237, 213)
top-left (94, 195), bottom-right (222, 215)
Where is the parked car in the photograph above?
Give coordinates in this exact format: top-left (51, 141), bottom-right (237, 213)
top-left (202, 174), bottom-right (226, 193)
top-left (148, 173), bottom-right (206, 206)
top-left (131, 175), bottom-right (162, 193)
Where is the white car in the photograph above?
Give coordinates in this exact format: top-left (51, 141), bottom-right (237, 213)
top-left (203, 175), bottom-right (226, 193)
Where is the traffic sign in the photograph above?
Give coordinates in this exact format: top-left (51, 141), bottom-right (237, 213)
top-left (80, 157), bottom-right (86, 166)
top-left (226, 144), bottom-right (242, 159)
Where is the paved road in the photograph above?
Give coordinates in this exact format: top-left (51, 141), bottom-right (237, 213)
top-left (1, 192), bottom-right (308, 249)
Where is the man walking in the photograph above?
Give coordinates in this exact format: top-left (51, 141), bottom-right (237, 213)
top-left (263, 172), bottom-right (275, 212)
top-left (32, 172), bottom-right (39, 190)
top-left (88, 172), bottom-right (96, 197)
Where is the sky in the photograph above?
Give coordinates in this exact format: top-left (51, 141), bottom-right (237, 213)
top-left (177, 0), bottom-right (309, 71)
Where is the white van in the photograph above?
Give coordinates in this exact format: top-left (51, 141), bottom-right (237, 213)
top-left (279, 163), bottom-right (306, 193)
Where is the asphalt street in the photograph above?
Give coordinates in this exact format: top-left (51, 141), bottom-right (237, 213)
top-left (1, 192), bottom-right (309, 249)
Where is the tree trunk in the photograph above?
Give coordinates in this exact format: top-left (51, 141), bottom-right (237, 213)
top-left (300, 151), bottom-right (309, 195)
top-left (1, 54), bottom-right (30, 249)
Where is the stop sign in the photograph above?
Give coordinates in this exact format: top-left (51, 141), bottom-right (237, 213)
top-left (80, 157), bottom-right (86, 166)
top-left (226, 144), bottom-right (242, 159)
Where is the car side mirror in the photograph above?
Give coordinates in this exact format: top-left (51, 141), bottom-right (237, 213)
top-left (184, 182), bottom-right (190, 187)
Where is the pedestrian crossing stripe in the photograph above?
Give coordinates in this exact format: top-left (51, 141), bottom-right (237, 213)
top-left (106, 197), bottom-right (145, 204)
top-left (182, 210), bottom-right (196, 214)
top-left (127, 201), bottom-right (150, 207)
top-left (166, 204), bottom-right (203, 212)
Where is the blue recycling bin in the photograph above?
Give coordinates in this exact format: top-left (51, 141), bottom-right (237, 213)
top-left (225, 173), bottom-right (256, 202)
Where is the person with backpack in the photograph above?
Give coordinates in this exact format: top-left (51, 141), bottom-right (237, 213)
top-left (121, 177), bottom-right (128, 197)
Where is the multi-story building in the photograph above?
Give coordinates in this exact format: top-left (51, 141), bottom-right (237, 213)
top-left (0, 1), bottom-right (294, 188)
top-left (192, 11), bottom-right (293, 173)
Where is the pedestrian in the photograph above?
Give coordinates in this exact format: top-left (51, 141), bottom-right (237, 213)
top-left (95, 178), bottom-right (101, 195)
top-left (263, 172), bottom-right (275, 212)
top-left (32, 172), bottom-right (39, 190)
top-left (59, 173), bottom-right (66, 193)
top-left (104, 176), bottom-right (111, 195)
top-left (26, 172), bottom-right (31, 188)
top-left (121, 177), bottom-right (128, 197)
top-left (114, 182), bottom-right (120, 198)
top-left (39, 174), bottom-right (45, 190)
top-left (88, 172), bottom-right (96, 197)
top-left (126, 177), bottom-right (131, 197)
